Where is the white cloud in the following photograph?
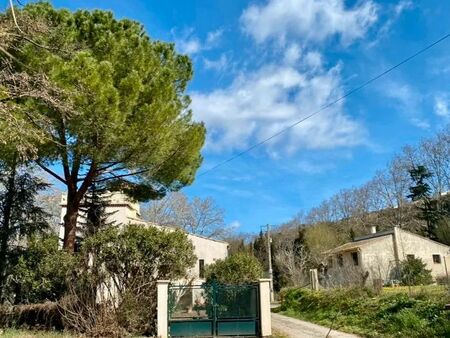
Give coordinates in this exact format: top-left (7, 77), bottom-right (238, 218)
top-left (394, 0), bottom-right (413, 15)
top-left (296, 160), bottom-right (335, 174)
top-left (304, 51), bottom-right (322, 69)
top-left (191, 59), bottom-right (366, 154)
top-left (206, 29), bottom-right (224, 46)
top-left (173, 28), bottom-right (223, 55)
top-left (228, 220), bottom-right (241, 230)
top-left (178, 38), bottom-right (202, 54)
top-left (241, 0), bottom-right (378, 45)
top-left (203, 54), bottom-right (229, 72)
top-left (368, 0), bottom-right (413, 47)
top-left (410, 118), bottom-right (430, 130)
top-left (283, 44), bottom-right (302, 64)
top-left (384, 82), bottom-right (417, 107)
top-left (434, 94), bottom-right (450, 118)
top-left (381, 81), bottom-right (430, 129)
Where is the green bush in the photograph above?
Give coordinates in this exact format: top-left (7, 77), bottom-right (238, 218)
top-left (279, 286), bottom-right (450, 337)
top-left (399, 257), bottom-right (433, 286)
top-left (4, 235), bottom-right (75, 304)
top-left (61, 224), bottom-right (196, 336)
top-left (205, 252), bottom-right (263, 284)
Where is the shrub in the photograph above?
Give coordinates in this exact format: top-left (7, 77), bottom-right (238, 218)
top-left (205, 252), bottom-right (263, 284)
top-left (4, 235), bottom-right (75, 304)
top-left (0, 302), bottom-right (63, 330)
top-left (59, 224), bottom-right (196, 336)
top-left (399, 257), bottom-right (433, 286)
top-left (435, 275), bottom-right (449, 285)
top-left (279, 286), bottom-right (450, 338)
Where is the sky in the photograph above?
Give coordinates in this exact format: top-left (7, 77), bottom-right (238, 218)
top-left (6, 0), bottom-right (450, 233)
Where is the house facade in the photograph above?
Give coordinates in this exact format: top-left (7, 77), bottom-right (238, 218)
top-left (325, 226), bottom-right (450, 284)
top-left (58, 192), bottom-right (229, 282)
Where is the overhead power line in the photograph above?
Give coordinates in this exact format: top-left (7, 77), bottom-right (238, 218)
top-left (198, 33), bottom-right (450, 178)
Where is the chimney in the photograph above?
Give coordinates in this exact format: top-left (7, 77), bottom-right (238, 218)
top-left (370, 226), bottom-right (377, 234)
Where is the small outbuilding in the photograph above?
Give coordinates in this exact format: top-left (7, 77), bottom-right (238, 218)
top-left (325, 226), bottom-right (450, 284)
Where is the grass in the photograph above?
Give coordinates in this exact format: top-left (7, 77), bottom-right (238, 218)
top-left (383, 285), bottom-right (448, 299)
top-left (0, 329), bottom-right (75, 337)
top-left (277, 285), bottom-right (450, 338)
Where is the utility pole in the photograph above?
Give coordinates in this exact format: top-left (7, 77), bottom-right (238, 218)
top-left (262, 224), bottom-right (274, 302)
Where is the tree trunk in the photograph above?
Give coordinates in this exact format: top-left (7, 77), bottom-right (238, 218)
top-left (63, 190), bottom-right (80, 253)
top-left (62, 163), bottom-right (97, 252)
top-left (0, 163), bottom-right (17, 291)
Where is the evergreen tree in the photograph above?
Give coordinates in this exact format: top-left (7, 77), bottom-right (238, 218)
top-left (78, 181), bottom-right (116, 239)
top-left (0, 158), bottom-right (49, 297)
top-left (407, 166), bottom-right (439, 238)
top-left (432, 195), bottom-right (450, 245)
top-left (252, 231), bottom-right (268, 270)
top-left (4, 3), bottom-right (206, 252)
top-left (407, 165), bottom-right (433, 201)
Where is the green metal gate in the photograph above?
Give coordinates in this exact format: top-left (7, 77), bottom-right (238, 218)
top-left (168, 281), bottom-right (260, 337)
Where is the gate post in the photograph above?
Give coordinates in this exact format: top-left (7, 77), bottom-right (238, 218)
top-left (310, 269), bottom-right (319, 290)
top-left (157, 280), bottom-right (170, 338)
top-left (259, 278), bottom-right (272, 337)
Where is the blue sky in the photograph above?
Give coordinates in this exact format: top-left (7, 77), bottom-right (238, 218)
top-left (7, 0), bottom-right (450, 233)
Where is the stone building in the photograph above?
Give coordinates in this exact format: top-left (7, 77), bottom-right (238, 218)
top-left (58, 192), bottom-right (228, 282)
top-left (325, 226), bottom-right (450, 284)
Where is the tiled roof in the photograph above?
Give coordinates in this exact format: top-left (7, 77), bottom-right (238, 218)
top-left (324, 233), bottom-right (393, 255)
top-left (353, 229), bottom-right (394, 242)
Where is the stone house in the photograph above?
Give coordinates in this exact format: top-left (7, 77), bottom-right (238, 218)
top-left (325, 226), bottom-right (450, 284)
top-left (58, 192), bottom-right (228, 282)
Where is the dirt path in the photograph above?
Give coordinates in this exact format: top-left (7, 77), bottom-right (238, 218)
top-left (271, 312), bottom-right (360, 338)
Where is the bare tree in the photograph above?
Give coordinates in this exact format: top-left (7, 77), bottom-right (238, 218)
top-left (274, 238), bottom-right (309, 286)
top-left (142, 192), bottom-right (228, 239)
top-left (415, 128), bottom-right (450, 195)
top-left (306, 200), bottom-right (336, 224)
top-left (36, 186), bottom-right (63, 234)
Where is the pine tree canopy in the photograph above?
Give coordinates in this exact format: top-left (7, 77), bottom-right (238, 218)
top-left (2, 2), bottom-right (206, 250)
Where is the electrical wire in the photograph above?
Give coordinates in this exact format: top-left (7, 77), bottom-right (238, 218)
top-left (198, 33), bottom-right (450, 178)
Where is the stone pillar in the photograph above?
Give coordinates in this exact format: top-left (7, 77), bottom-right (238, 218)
top-left (259, 278), bottom-right (272, 337)
top-left (157, 280), bottom-right (170, 338)
top-left (310, 269), bottom-right (319, 290)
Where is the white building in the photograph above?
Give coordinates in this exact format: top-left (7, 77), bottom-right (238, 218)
top-left (59, 192), bottom-right (228, 282)
top-left (325, 226), bottom-right (450, 284)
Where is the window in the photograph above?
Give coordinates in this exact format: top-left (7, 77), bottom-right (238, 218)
top-left (338, 254), bottom-right (344, 267)
top-left (406, 254), bottom-right (415, 260)
top-left (351, 252), bottom-right (359, 266)
top-left (433, 254), bottom-right (442, 264)
top-left (199, 259), bottom-right (205, 278)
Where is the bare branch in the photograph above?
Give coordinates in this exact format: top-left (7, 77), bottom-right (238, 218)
top-left (35, 161), bottom-right (66, 184)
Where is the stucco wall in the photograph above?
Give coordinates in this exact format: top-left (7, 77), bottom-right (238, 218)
top-left (328, 228), bottom-right (450, 283)
top-left (60, 193), bottom-right (140, 228)
top-left (188, 234), bottom-right (229, 282)
top-left (395, 228), bottom-right (450, 278)
top-left (360, 235), bottom-right (396, 280)
top-left (327, 236), bottom-right (395, 283)
top-left (59, 193), bottom-right (229, 280)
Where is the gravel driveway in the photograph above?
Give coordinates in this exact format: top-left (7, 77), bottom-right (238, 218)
top-left (272, 312), bottom-right (360, 338)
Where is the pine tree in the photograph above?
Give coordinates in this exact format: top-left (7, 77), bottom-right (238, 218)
top-left (407, 165), bottom-right (439, 238)
top-left (5, 3), bottom-right (206, 252)
top-left (407, 166), bottom-right (433, 201)
top-left (78, 181), bottom-right (116, 240)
